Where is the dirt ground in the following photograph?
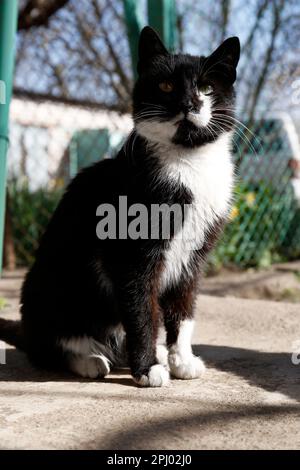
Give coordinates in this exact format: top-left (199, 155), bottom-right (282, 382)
top-left (201, 260), bottom-right (300, 303)
top-left (1, 261), bottom-right (300, 312)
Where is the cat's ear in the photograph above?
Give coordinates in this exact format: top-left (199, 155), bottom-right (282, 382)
top-left (210, 37), bottom-right (240, 68)
top-left (206, 37), bottom-right (240, 84)
top-left (137, 26), bottom-right (169, 74)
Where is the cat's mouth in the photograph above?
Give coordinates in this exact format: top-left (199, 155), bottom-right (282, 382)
top-left (174, 113), bottom-right (210, 129)
top-left (175, 116), bottom-right (202, 131)
top-left (175, 117), bottom-right (185, 126)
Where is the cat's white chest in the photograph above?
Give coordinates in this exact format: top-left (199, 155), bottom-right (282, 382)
top-left (159, 133), bottom-right (234, 292)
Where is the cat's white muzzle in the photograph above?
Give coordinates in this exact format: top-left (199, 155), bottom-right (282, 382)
top-left (135, 92), bottom-right (212, 145)
top-left (185, 94), bottom-right (212, 128)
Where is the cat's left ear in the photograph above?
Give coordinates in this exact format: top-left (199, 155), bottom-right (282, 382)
top-left (137, 26), bottom-right (169, 74)
top-left (206, 37), bottom-right (240, 84)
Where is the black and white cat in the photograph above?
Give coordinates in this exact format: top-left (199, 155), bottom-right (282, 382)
top-left (0, 27), bottom-right (240, 387)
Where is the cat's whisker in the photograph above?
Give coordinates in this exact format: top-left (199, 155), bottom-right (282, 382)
top-left (212, 111), bottom-right (262, 149)
top-left (141, 102), bottom-right (167, 109)
top-left (204, 123), bottom-right (217, 140)
top-left (213, 118), bottom-right (258, 156)
top-left (134, 110), bottom-right (168, 118)
top-left (213, 117), bottom-right (258, 157)
top-left (208, 121), bottom-right (241, 156)
top-left (213, 112), bottom-right (261, 139)
top-left (213, 116), bottom-right (259, 159)
top-left (134, 113), bottom-right (168, 122)
top-left (134, 109), bottom-right (167, 115)
top-left (211, 116), bottom-right (249, 147)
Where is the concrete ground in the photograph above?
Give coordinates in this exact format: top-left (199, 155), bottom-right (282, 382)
top-left (0, 270), bottom-right (299, 450)
top-left (202, 261), bottom-right (300, 303)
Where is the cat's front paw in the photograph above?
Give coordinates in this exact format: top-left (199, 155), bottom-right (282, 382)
top-left (168, 353), bottom-right (206, 379)
top-left (134, 364), bottom-right (169, 387)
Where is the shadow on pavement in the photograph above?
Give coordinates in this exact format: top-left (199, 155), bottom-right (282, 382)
top-left (0, 349), bottom-right (134, 386)
top-left (91, 403), bottom-right (300, 449)
top-left (1, 345), bottom-right (299, 403)
top-left (194, 344), bottom-right (300, 403)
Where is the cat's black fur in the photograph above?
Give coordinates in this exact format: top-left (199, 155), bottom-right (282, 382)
top-left (0, 27), bottom-right (240, 385)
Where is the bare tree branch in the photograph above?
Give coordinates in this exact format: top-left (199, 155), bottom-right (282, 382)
top-left (18, 0), bottom-right (70, 30)
top-left (15, 0), bottom-right (300, 116)
top-left (243, 0), bottom-right (270, 52)
top-left (70, 5), bottom-right (129, 109)
top-left (220, 0), bottom-right (231, 41)
top-left (13, 88), bottom-right (125, 112)
top-left (91, 0), bottom-right (132, 96)
top-left (246, 0), bottom-right (284, 122)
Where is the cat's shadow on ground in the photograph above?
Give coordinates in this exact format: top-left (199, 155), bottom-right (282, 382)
top-left (0, 349), bottom-right (134, 386)
top-left (0, 346), bottom-right (299, 401)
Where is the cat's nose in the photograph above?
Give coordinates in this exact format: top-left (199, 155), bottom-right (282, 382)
top-left (182, 98), bottom-right (203, 115)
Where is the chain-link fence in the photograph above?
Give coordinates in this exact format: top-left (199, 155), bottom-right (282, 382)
top-left (5, 96), bottom-right (131, 267)
top-left (3, 0), bottom-right (300, 271)
top-left (211, 116), bottom-right (300, 269)
top-left (5, 97), bottom-right (300, 271)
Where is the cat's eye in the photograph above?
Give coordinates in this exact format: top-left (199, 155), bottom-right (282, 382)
top-left (159, 81), bottom-right (174, 93)
top-left (198, 84), bottom-right (213, 95)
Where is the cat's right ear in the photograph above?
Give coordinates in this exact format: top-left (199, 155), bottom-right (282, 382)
top-left (137, 26), bottom-right (169, 74)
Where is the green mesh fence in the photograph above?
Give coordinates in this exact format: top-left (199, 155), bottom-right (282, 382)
top-left (8, 180), bottom-right (63, 266)
top-left (5, 99), bottom-right (131, 268)
top-left (5, 110), bottom-right (300, 269)
top-left (211, 117), bottom-right (300, 269)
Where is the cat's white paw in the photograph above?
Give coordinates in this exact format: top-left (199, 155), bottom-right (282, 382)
top-left (168, 353), bottom-right (206, 379)
top-left (135, 364), bottom-right (169, 387)
top-left (69, 354), bottom-right (110, 379)
top-left (156, 344), bottom-right (169, 368)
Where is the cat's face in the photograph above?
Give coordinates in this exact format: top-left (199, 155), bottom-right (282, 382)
top-left (133, 27), bottom-right (240, 148)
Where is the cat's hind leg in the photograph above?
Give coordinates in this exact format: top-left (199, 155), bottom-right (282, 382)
top-left (67, 353), bottom-right (110, 379)
top-left (59, 334), bottom-right (122, 379)
top-left (155, 324), bottom-right (169, 368)
top-left (156, 343), bottom-right (169, 367)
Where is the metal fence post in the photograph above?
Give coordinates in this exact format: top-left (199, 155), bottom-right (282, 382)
top-left (123, 0), bottom-right (178, 79)
top-left (123, 0), bottom-right (143, 80)
top-left (148, 0), bottom-right (178, 51)
top-left (0, 0), bottom-right (18, 275)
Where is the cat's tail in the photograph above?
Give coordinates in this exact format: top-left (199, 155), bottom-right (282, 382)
top-left (0, 318), bottom-right (26, 351)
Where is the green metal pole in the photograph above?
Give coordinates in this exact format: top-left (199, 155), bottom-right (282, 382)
top-left (123, 0), bottom-right (143, 80)
top-left (148, 0), bottom-right (178, 51)
top-left (123, 0), bottom-right (178, 79)
top-left (0, 0), bottom-right (18, 274)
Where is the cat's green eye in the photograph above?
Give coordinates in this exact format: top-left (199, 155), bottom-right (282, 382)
top-left (159, 81), bottom-right (174, 93)
top-left (198, 84), bottom-right (213, 95)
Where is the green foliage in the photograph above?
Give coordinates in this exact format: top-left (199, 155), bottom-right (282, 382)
top-left (210, 181), bottom-right (298, 269)
top-left (294, 271), bottom-right (300, 281)
top-left (0, 297), bottom-right (8, 310)
top-left (8, 180), bottom-right (62, 266)
top-left (7, 178), bottom-right (300, 270)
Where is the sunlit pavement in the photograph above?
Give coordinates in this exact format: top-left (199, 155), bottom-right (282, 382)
top-left (0, 270), bottom-right (299, 450)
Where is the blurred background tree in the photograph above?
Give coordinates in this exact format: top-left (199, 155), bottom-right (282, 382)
top-left (15, 0), bottom-right (300, 119)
